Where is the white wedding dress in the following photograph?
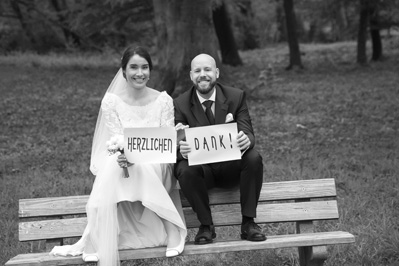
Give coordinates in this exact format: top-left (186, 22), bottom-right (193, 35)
top-left (50, 91), bottom-right (187, 266)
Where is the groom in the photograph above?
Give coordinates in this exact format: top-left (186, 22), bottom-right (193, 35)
top-left (174, 53), bottom-right (266, 245)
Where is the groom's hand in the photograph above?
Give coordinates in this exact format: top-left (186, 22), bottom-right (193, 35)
top-left (236, 131), bottom-right (250, 152)
top-left (179, 140), bottom-right (191, 159)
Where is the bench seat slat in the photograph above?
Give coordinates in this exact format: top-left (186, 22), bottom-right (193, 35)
top-left (6, 231), bottom-right (355, 266)
top-left (19, 200), bottom-right (338, 241)
top-left (19, 179), bottom-right (337, 218)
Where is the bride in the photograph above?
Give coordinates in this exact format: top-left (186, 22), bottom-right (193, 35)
top-left (50, 46), bottom-right (187, 266)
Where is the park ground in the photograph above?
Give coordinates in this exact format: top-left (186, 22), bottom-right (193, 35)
top-left (1, 38), bottom-right (399, 265)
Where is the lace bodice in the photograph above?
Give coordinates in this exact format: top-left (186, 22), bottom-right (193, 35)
top-left (101, 92), bottom-right (174, 136)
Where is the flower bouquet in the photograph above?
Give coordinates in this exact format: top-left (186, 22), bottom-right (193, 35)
top-left (106, 135), bottom-right (129, 178)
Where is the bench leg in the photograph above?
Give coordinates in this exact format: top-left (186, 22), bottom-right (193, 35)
top-left (296, 217), bottom-right (328, 266)
top-left (298, 245), bottom-right (328, 266)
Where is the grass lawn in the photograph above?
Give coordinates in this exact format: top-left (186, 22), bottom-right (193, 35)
top-left (1, 38), bottom-right (398, 265)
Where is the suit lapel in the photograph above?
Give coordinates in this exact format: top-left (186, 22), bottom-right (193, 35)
top-left (189, 84), bottom-right (229, 125)
top-left (190, 88), bottom-right (210, 125)
top-left (215, 85), bottom-right (228, 124)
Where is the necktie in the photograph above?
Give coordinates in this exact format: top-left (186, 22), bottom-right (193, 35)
top-left (203, 100), bottom-right (215, 124)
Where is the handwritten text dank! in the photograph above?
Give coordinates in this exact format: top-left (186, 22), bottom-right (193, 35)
top-left (194, 134), bottom-right (233, 151)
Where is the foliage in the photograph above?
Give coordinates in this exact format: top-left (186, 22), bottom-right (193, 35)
top-left (1, 38), bottom-right (399, 265)
top-left (66, 0), bottom-right (155, 50)
top-left (0, 0), bottom-right (155, 52)
top-left (0, 51), bottom-right (120, 69)
top-left (1, 0), bottom-right (399, 53)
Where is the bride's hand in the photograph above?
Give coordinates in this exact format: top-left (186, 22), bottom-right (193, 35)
top-left (175, 123), bottom-right (189, 142)
top-left (117, 154), bottom-right (134, 168)
top-left (175, 123), bottom-right (189, 131)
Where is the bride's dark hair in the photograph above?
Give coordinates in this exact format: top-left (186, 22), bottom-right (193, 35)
top-left (121, 46), bottom-right (153, 72)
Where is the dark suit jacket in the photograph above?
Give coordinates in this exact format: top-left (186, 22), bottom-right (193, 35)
top-left (174, 83), bottom-right (256, 161)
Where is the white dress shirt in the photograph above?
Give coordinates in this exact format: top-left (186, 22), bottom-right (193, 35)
top-left (196, 89), bottom-right (216, 115)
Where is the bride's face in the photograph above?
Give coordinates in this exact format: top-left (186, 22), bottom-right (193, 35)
top-left (124, 54), bottom-right (151, 90)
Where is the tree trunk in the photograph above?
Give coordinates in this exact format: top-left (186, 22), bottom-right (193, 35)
top-left (234, 0), bottom-right (259, 50)
top-left (50, 0), bottom-right (81, 46)
top-left (338, 1), bottom-right (349, 30)
top-left (212, 1), bottom-right (242, 66)
top-left (335, 0), bottom-right (349, 41)
top-left (369, 10), bottom-right (382, 61)
top-left (283, 0), bottom-right (303, 70)
top-left (370, 28), bottom-right (382, 61)
top-left (275, 4), bottom-right (286, 42)
top-left (307, 20), bottom-right (317, 42)
top-left (357, 0), bottom-right (369, 65)
top-left (153, 0), bottom-right (220, 97)
top-left (10, 0), bottom-right (37, 46)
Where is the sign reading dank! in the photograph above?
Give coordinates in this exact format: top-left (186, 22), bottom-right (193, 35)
top-left (185, 123), bottom-right (241, 166)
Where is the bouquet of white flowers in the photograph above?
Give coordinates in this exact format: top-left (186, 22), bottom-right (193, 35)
top-left (106, 135), bottom-right (129, 178)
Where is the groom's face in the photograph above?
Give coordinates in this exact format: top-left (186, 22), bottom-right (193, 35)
top-left (190, 55), bottom-right (219, 96)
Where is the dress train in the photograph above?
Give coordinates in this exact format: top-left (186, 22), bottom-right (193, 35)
top-left (50, 154), bottom-right (186, 266)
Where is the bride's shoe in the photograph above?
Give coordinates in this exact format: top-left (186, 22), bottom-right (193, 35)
top-left (82, 252), bottom-right (99, 262)
top-left (163, 220), bottom-right (184, 258)
top-left (165, 248), bottom-right (180, 258)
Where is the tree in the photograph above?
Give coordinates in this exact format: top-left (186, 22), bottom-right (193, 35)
top-left (356, 0), bottom-right (399, 64)
top-left (369, 6), bottom-right (382, 61)
top-left (229, 0), bottom-right (259, 50)
top-left (368, 0), bottom-right (399, 61)
top-left (212, 0), bottom-right (242, 66)
top-left (49, 0), bottom-right (81, 47)
top-left (9, 0), bottom-right (38, 47)
top-left (152, 0), bottom-right (221, 97)
top-left (8, 0), bottom-right (69, 52)
top-left (283, 0), bottom-right (303, 70)
top-left (69, 0), bottom-right (155, 51)
top-left (357, 0), bottom-right (370, 65)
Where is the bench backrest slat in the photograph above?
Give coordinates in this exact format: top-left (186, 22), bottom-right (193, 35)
top-left (19, 179), bottom-right (336, 218)
top-left (19, 217), bottom-right (87, 241)
top-left (19, 196), bottom-right (89, 218)
top-left (185, 200), bottom-right (339, 228)
top-left (19, 200), bottom-right (338, 241)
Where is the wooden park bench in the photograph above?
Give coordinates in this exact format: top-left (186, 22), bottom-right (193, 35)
top-left (5, 178), bottom-right (355, 266)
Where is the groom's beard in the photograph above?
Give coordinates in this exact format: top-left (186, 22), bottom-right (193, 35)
top-left (194, 79), bottom-right (217, 95)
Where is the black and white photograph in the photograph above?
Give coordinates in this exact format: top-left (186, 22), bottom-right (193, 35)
top-left (1, 0), bottom-right (398, 265)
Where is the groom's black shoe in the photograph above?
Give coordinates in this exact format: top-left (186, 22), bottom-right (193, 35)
top-left (194, 225), bottom-right (216, 245)
top-left (241, 221), bottom-right (266, 241)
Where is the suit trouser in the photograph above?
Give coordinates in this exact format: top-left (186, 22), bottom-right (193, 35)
top-left (175, 148), bottom-right (263, 225)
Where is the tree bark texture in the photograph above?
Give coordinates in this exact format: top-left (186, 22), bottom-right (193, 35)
top-left (370, 26), bottom-right (382, 61)
top-left (275, 4), bottom-right (286, 42)
top-left (10, 0), bottom-right (37, 46)
top-left (369, 9), bottom-right (382, 61)
top-left (153, 0), bottom-right (220, 97)
top-left (212, 1), bottom-right (242, 66)
top-left (357, 0), bottom-right (369, 65)
top-left (229, 0), bottom-right (259, 50)
top-left (283, 0), bottom-right (303, 70)
top-left (50, 0), bottom-right (80, 46)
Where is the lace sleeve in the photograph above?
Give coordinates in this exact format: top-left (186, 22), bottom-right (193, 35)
top-left (160, 92), bottom-right (175, 128)
top-left (102, 94), bottom-right (124, 135)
